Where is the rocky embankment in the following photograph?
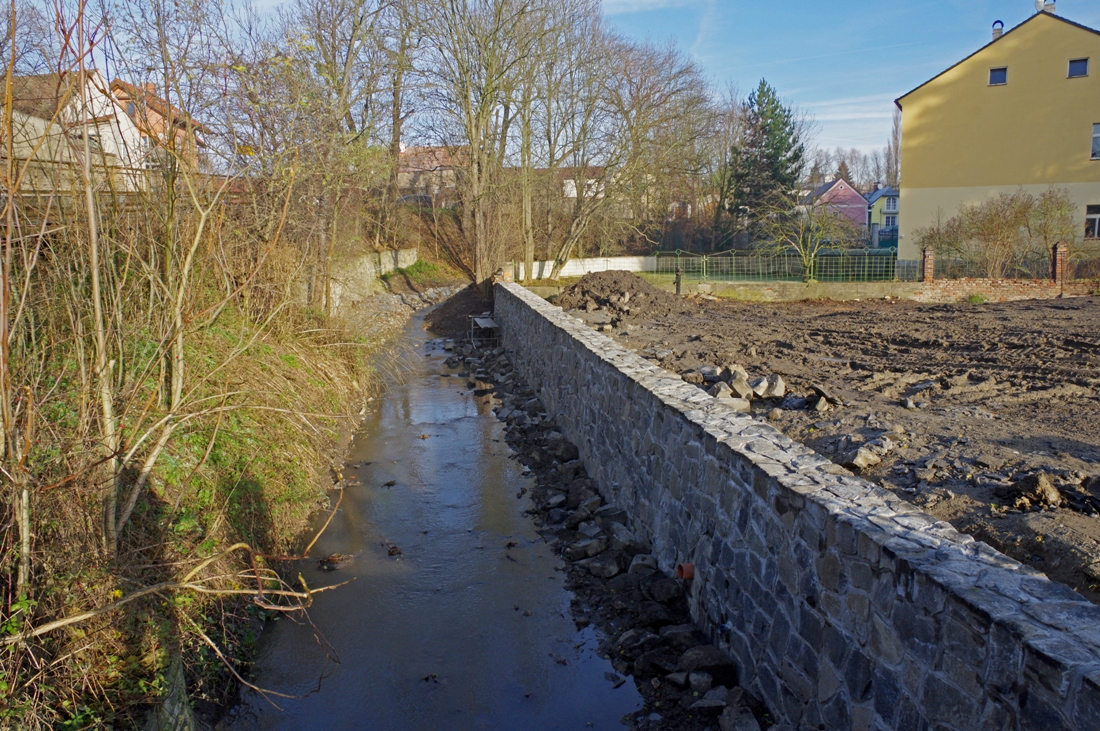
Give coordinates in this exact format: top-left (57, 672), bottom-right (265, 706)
top-left (442, 342), bottom-right (784, 731)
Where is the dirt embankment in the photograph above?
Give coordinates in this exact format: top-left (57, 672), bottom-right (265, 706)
top-left (553, 272), bottom-right (1100, 603)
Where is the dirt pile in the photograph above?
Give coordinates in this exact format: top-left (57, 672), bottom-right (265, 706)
top-left (423, 284), bottom-right (490, 334)
top-left (554, 270), bottom-right (693, 320)
top-left (597, 294), bottom-right (1100, 603)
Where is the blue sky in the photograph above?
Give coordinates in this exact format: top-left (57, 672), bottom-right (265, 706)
top-left (602, 0), bottom-right (1100, 153)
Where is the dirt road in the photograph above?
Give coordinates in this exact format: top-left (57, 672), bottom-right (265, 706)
top-left (552, 271), bottom-right (1100, 602)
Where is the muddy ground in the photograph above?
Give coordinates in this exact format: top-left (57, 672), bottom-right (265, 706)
top-left (549, 271), bottom-right (1100, 604)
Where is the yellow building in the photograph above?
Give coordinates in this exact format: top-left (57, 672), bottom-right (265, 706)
top-left (895, 9), bottom-right (1100, 261)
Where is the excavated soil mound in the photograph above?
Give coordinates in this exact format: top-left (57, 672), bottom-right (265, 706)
top-left (424, 284), bottom-right (490, 335)
top-left (553, 270), bottom-right (692, 319)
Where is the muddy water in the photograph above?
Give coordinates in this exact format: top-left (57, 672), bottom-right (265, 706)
top-left (226, 312), bottom-right (641, 730)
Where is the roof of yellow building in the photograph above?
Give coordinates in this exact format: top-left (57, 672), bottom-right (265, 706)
top-left (895, 11), bottom-right (1100, 108)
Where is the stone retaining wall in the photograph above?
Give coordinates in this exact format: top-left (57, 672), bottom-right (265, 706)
top-left (495, 281), bottom-right (1100, 731)
top-left (329, 247), bottom-right (419, 309)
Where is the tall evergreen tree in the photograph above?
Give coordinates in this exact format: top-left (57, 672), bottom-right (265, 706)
top-left (836, 160), bottom-right (852, 184)
top-left (723, 79), bottom-right (805, 227)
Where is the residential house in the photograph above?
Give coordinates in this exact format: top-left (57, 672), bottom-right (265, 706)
top-left (6, 72), bottom-right (208, 195)
top-left (8, 71), bottom-right (146, 193)
top-left (810, 178), bottom-right (869, 229)
top-left (895, 7), bottom-right (1100, 260)
top-left (866, 186), bottom-right (899, 247)
top-left (110, 79), bottom-right (207, 166)
top-left (396, 146), bottom-right (465, 205)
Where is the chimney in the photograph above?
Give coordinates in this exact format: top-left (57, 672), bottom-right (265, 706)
top-left (992, 20), bottom-right (1004, 39)
top-left (1034, 0), bottom-right (1055, 13)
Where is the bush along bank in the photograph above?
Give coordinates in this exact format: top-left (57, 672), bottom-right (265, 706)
top-left (0, 285), bottom-right (460, 731)
top-left (444, 342), bottom-right (782, 731)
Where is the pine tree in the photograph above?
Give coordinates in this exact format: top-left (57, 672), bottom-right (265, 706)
top-left (723, 79), bottom-right (805, 227)
top-left (836, 160), bottom-right (852, 184)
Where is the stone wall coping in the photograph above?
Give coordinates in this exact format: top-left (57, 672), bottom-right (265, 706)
top-left (497, 281), bottom-right (1100, 727)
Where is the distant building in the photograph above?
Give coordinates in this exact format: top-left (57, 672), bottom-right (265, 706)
top-left (866, 185), bottom-right (899, 247)
top-left (396, 146), bottom-right (465, 205)
top-left (110, 79), bottom-right (207, 166)
top-left (5, 72), bottom-right (207, 195)
top-left (895, 8), bottom-right (1100, 260)
top-left (809, 178), bottom-right (869, 229)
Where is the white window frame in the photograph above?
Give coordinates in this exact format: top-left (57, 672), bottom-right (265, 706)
top-left (885, 215), bottom-right (897, 229)
top-left (1093, 124), bottom-right (1100, 160)
top-left (1086, 205), bottom-right (1100, 239)
top-left (1069, 58), bottom-right (1090, 79)
top-left (884, 197), bottom-right (898, 213)
top-left (989, 67), bottom-right (1008, 86)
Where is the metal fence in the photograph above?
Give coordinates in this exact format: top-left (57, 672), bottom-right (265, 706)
top-left (654, 248), bottom-right (900, 283)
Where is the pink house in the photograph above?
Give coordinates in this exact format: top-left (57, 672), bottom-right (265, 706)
top-left (809, 178), bottom-right (868, 229)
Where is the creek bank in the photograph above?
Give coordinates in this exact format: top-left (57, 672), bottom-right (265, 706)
top-left (446, 342), bottom-right (775, 731)
top-left (183, 285), bottom-right (462, 730)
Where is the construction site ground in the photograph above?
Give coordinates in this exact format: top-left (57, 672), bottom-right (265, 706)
top-left (549, 271), bottom-right (1100, 603)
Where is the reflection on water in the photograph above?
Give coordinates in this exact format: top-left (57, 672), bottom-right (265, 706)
top-left (224, 312), bottom-right (641, 731)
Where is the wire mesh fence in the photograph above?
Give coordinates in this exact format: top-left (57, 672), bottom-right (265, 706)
top-left (654, 248), bottom-right (900, 283)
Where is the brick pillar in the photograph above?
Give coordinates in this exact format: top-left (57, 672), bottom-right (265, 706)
top-left (920, 248), bottom-right (935, 282)
top-left (1052, 242), bottom-right (1068, 283)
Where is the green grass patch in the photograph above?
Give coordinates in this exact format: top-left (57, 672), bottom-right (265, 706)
top-left (965, 294), bottom-right (987, 304)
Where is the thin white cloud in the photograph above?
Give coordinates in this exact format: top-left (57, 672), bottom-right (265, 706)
top-left (602, 0), bottom-right (695, 15)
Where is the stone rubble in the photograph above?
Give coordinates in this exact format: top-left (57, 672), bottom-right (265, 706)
top-left (441, 339), bottom-right (772, 730)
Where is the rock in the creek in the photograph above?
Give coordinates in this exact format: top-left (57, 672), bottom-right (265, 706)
top-left (585, 551), bottom-right (623, 578)
top-left (642, 576), bottom-right (684, 604)
top-left (689, 698), bottom-right (727, 715)
top-left (813, 395), bottom-right (831, 413)
top-left (564, 508), bottom-right (591, 530)
top-left (629, 554), bottom-right (659, 574)
top-left (997, 472), bottom-right (1063, 509)
top-left (615, 628), bottom-right (661, 659)
top-left (633, 646), bottom-right (681, 679)
top-left (604, 671), bottom-right (626, 689)
top-left (593, 504), bottom-right (628, 527)
top-left (607, 523), bottom-right (646, 554)
top-left (636, 601), bottom-right (674, 628)
top-left (665, 671), bottom-right (689, 688)
top-left (688, 671), bottom-right (713, 694)
top-left (703, 686), bottom-right (730, 704)
top-left (579, 494), bottom-right (604, 514)
top-left (544, 492), bottom-right (567, 510)
top-left (660, 624), bottom-right (704, 651)
top-left (678, 645), bottom-right (738, 686)
top-left (709, 381), bottom-right (735, 399)
top-left (565, 539), bottom-right (605, 561)
top-left (577, 521), bottom-right (603, 538)
top-left (567, 481), bottom-right (597, 510)
top-left (720, 707), bottom-right (761, 731)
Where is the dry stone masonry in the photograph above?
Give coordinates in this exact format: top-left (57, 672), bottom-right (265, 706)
top-left (494, 281), bottom-right (1100, 731)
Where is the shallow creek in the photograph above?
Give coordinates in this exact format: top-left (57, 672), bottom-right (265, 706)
top-left (225, 311), bottom-right (641, 730)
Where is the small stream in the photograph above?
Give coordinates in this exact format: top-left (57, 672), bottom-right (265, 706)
top-left (225, 310), bottom-right (641, 730)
